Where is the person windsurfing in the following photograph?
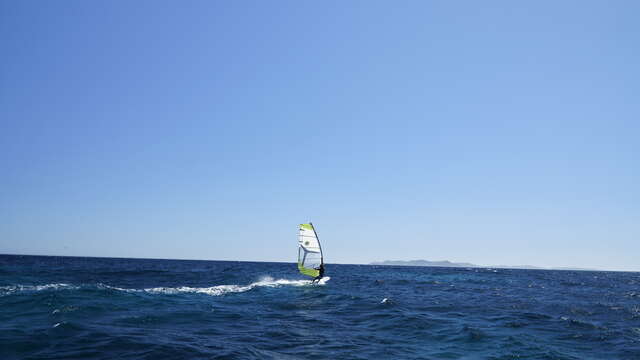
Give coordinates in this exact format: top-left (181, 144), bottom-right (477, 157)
top-left (298, 222), bottom-right (326, 283)
top-left (313, 263), bottom-right (325, 283)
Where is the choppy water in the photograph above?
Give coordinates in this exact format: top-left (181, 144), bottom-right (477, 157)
top-left (1, 255), bottom-right (639, 359)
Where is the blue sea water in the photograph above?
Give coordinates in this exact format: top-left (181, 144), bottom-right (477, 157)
top-left (1, 255), bottom-right (639, 359)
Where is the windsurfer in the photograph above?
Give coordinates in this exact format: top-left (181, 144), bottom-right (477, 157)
top-left (313, 264), bottom-right (325, 282)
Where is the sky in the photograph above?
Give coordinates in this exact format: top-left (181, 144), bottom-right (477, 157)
top-left (1, 1), bottom-right (639, 271)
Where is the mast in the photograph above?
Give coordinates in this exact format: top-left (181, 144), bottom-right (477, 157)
top-left (310, 222), bottom-right (324, 265)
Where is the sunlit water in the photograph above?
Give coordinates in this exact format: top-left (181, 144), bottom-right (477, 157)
top-left (1, 255), bottom-right (639, 359)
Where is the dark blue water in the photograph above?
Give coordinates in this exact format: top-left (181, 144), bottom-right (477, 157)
top-left (1, 255), bottom-right (639, 359)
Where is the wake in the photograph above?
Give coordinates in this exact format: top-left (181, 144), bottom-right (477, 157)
top-left (138, 276), bottom-right (330, 296)
top-left (0, 276), bottom-right (331, 297)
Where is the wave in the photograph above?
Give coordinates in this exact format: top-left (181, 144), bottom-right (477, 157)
top-left (141, 277), bottom-right (319, 296)
top-left (0, 276), bottom-right (330, 297)
top-left (0, 283), bottom-right (79, 295)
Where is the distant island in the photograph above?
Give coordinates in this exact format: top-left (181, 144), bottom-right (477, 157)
top-left (369, 260), bottom-right (596, 271)
top-left (371, 260), bottom-right (477, 268)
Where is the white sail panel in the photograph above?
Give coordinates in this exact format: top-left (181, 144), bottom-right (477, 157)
top-left (298, 225), bottom-right (320, 253)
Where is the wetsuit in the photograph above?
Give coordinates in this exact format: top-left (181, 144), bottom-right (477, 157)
top-left (313, 264), bottom-right (325, 282)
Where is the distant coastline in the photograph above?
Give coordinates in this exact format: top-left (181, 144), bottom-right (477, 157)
top-left (369, 259), bottom-right (597, 271)
top-left (0, 254), bottom-right (601, 271)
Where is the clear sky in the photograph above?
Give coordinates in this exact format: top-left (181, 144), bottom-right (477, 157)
top-left (1, 1), bottom-right (639, 271)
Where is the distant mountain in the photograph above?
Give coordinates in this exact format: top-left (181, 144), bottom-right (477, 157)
top-left (369, 260), bottom-right (598, 271)
top-left (370, 260), bottom-right (478, 268)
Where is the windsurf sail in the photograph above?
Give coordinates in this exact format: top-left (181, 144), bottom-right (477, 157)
top-left (297, 222), bottom-right (323, 278)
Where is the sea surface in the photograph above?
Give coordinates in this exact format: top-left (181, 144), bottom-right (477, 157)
top-left (1, 255), bottom-right (639, 359)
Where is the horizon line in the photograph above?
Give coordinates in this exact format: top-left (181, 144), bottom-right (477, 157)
top-left (2, 253), bottom-right (638, 273)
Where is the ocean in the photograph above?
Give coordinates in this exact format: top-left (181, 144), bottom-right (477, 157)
top-left (1, 255), bottom-right (639, 359)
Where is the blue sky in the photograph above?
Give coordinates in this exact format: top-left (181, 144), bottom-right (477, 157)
top-left (1, 1), bottom-right (639, 270)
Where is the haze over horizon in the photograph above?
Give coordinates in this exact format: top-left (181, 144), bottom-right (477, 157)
top-left (0, 252), bottom-right (618, 273)
top-left (2, 2), bottom-right (639, 271)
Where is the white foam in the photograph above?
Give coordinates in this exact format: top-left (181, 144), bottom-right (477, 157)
top-left (141, 276), bottom-right (328, 296)
top-left (1, 276), bottom-right (330, 297)
top-left (380, 297), bottom-right (394, 304)
top-left (0, 283), bottom-right (78, 296)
